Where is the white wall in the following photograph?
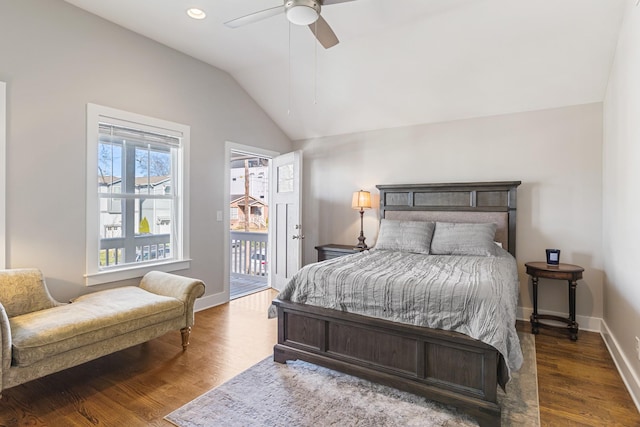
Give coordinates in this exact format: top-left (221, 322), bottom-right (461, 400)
top-left (603, 1), bottom-right (640, 405)
top-left (294, 103), bottom-right (603, 321)
top-left (0, 1), bottom-right (292, 302)
top-left (0, 81), bottom-right (5, 270)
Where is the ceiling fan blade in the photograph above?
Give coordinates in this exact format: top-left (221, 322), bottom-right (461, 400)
top-left (321, 0), bottom-right (357, 5)
top-left (308, 15), bottom-right (339, 49)
top-left (224, 5), bottom-right (283, 29)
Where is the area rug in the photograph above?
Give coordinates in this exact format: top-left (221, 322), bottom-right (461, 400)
top-left (165, 332), bottom-right (539, 427)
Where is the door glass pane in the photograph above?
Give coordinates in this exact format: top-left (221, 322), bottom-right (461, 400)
top-left (277, 164), bottom-right (294, 193)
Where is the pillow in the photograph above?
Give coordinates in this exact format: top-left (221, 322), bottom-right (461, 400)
top-left (430, 222), bottom-right (498, 256)
top-left (374, 219), bottom-right (435, 254)
top-left (0, 268), bottom-right (58, 317)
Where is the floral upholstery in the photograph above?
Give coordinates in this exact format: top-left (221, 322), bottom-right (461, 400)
top-left (11, 287), bottom-right (184, 366)
top-left (0, 269), bottom-right (205, 394)
top-left (0, 269), bottom-right (60, 318)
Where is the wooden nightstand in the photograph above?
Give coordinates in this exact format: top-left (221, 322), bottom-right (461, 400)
top-left (525, 261), bottom-right (584, 341)
top-left (315, 244), bottom-right (362, 262)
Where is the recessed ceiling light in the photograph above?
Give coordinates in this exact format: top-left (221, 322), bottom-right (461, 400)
top-left (187, 8), bottom-right (206, 20)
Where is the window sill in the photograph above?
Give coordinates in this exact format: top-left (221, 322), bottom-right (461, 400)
top-left (84, 259), bottom-right (191, 286)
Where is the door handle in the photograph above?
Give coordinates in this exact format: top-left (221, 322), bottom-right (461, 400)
top-left (293, 224), bottom-right (304, 239)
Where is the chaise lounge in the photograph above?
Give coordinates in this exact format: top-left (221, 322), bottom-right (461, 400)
top-left (0, 268), bottom-right (205, 394)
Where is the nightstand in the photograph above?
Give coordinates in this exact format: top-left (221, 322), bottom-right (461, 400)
top-left (525, 261), bottom-right (584, 341)
top-left (315, 244), bottom-right (362, 262)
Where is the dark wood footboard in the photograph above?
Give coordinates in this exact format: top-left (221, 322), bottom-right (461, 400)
top-left (273, 298), bottom-right (502, 427)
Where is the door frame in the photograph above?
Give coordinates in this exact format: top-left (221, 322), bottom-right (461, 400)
top-left (224, 141), bottom-right (279, 301)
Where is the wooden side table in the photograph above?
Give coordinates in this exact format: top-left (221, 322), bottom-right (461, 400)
top-left (525, 261), bottom-right (584, 341)
top-left (315, 244), bottom-right (362, 262)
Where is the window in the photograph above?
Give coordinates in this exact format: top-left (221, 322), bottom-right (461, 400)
top-left (230, 207), bottom-right (239, 220)
top-left (86, 104), bottom-right (190, 285)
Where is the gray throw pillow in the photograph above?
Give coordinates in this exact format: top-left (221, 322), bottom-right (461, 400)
top-left (430, 222), bottom-right (498, 256)
top-left (374, 219), bottom-right (435, 254)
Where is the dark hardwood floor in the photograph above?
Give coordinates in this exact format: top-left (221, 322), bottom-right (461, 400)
top-left (0, 289), bottom-right (638, 426)
top-left (518, 321), bottom-right (640, 426)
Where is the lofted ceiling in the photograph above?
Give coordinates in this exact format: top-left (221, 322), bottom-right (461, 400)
top-left (63, 0), bottom-right (627, 141)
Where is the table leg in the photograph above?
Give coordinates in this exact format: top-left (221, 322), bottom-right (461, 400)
top-left (530, 276), bottom-right (539, 334)
top-left (568, 279), bottom-right (578, 341)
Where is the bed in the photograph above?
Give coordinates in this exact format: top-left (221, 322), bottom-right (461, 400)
top-left (271, 181), bottom-right (522, 427)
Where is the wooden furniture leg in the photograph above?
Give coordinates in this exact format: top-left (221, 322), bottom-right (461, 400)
top-left (530, 276), bottom-right (539, 334)
top-left (181, 327), bottom-right (192, 350)
top-left (568, 279), bottom-right (578, 341)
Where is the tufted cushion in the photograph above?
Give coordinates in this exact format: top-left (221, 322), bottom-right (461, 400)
top-left (0, 269), bottom-right (58, 318)
top-left (10, 286), bottom-right (184, 367)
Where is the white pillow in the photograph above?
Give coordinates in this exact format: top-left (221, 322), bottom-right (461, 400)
top-left (430, 222), bottom-right (498, 256)
top-left (374, 219), bottom-right (435, 254)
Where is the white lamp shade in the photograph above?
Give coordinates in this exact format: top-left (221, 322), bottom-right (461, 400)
top-left (351, 190), bottom-right (372, 210)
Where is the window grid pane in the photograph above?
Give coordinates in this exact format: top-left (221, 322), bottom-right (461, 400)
top-left (97, 126), bottom-right (177, 269)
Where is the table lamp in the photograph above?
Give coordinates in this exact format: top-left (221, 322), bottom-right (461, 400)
top-left (351, 190), bottom-right (371, 249)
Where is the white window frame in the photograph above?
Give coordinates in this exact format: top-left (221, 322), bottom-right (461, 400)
top-left (85, 103), bottom-right (190, 286)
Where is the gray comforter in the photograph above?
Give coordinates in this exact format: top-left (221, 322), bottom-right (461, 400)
top-left (271, 247), bottom-right (523, 382)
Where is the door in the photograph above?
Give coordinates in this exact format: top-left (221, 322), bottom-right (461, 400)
top-left (269, 150), bottom-right (302, 291)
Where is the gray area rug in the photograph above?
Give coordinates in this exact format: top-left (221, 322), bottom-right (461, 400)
top-left (165, 332), bottom-right (539, 427)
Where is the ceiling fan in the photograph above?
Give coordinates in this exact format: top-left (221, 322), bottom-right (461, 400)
top-left (224, 0), bottom-right (357, 49)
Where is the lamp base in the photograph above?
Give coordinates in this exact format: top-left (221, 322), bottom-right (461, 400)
top-left (355, 208), bottom-right (368, 250)
top-left (355, 233), bottom-right (368, 250)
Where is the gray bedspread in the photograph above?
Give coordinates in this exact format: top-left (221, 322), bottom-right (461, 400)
top-left (270, 247), bottom-right (523, 383)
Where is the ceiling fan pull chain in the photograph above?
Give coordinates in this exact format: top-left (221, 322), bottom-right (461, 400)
top-left (314, 19), bottom-right (318, 105)
top-left (288, 21), bottom-right (292, 116)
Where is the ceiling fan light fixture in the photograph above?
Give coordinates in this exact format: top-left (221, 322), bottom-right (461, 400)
top-left (285, 0), bottom-right (320, 26)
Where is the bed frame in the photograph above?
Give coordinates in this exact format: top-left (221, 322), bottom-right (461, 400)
top-left (273, 181), bottom-right (521, 427)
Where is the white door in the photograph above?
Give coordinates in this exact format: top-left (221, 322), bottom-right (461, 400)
top-left (269, 150), bottom-right (302, 291)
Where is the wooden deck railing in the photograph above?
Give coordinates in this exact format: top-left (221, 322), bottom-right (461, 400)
top-left (230, 231), bottom-right (268, 277)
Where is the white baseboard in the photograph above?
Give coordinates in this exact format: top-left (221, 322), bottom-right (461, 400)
top-left (601, 320), bottom-right (640, 412)
top-left (194, 291), bottom-right (228, 312)
top-left (517, 306), bottom-right (602, 332)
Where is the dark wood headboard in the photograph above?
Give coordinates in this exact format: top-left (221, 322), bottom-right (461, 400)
top-left (376, 181), bottom-right (521, 257)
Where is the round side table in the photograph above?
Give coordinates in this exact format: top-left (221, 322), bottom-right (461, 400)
top-left (525, 261), bottom-right (584, 341)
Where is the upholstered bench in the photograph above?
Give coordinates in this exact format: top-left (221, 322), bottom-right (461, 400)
top-left (0, 268), bottom-right (205, 394)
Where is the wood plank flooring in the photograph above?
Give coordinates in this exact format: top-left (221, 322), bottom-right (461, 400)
top-left (518, 321), bottom-right (640, 426)
top-left (0, 289), bottom-right (638, 426)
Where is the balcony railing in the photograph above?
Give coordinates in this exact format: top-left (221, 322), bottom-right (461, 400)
top-left (100, 233), bottom-right (171, 267)
top-left (231, 231), bottom-right (268, 277)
